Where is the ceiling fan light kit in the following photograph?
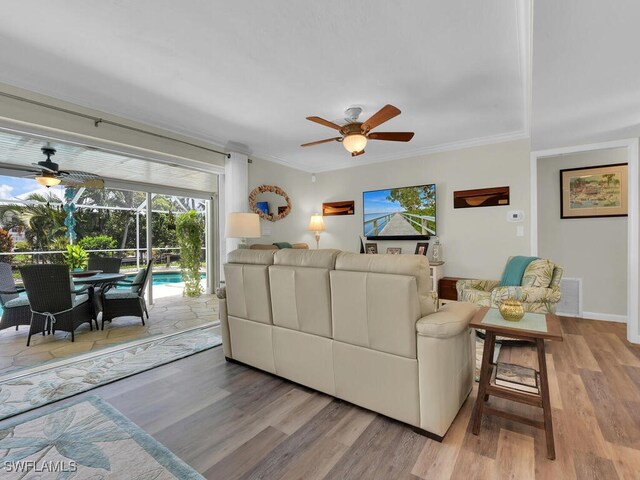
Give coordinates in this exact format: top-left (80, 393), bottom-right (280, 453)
top-left (35, 173), bottom-right (61, 187)
top-left (301, 104), bottom-right (414, 157)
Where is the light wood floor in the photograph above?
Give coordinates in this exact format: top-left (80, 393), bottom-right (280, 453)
top-left (2, 317), bottom-right (640, 479)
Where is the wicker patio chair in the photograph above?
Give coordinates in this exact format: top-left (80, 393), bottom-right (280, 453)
top-left (88, 256), bottom-right (123, 314)
top-left (19, 264), bottom-right (93, 346)
top-left (101, 259), bottom-right (154, 330)
top-left (0, 262), bottom-right (31, 332)
top-left (87, 256), bottom-right (122, 273)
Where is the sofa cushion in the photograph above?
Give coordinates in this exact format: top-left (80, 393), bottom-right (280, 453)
top-left (274, 249), bottom-right (339, 269)
top-left (335, 252), bottom-right (435, 317)
top-left (522, 259), bottom-right (555, 288)
top-left (224, 264), bottom-right (272, 324)
top-left (228, 249), bottom-right (275, 265)
top-left (269, 265), bottom-right (332, 337)
top-left (331, 270), bottom-right (420, 359)
top-left (416, 302), bottom-right (477, 339)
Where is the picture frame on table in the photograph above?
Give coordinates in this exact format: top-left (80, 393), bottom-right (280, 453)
top-left (414, 242), bottom-right (429, 256)
top-left (386, 247), bottom-right (402, 255)
top-left (560, 163), bottom-right (628, 218)
top-left (365, 243), bottom-right (378, 254)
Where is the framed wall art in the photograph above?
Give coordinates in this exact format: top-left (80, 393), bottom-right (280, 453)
top-left (560, 163), bottom-right (628, 218)
top-left (453, 186), bottom-right (510, 209)
top-left (322, 200), bottom-right (355, 216)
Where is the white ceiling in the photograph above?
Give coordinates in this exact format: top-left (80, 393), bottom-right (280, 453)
top-left (532, 0), bottom-right (640, 150)
top-left (0, 130), bottom-right (218, 193)
top-left (0, 0), bottom-right (529, 172)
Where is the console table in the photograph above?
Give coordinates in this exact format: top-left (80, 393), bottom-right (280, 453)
top-left (470, 307), bottom-right (563, 460)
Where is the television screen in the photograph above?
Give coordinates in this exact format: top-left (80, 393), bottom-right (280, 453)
top-left (363, 184), bottom-right (436, 240)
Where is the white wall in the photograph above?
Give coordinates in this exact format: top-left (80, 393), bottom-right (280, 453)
top-left (537, 148), bottom-right (628, 317)
top-left (247, 158), bottom-right (319, 247)
top-left (249, 139), bottom-right (531, 279)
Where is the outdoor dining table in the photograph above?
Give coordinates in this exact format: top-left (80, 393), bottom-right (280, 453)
top-left (73, 273), bottom-right (126, 329)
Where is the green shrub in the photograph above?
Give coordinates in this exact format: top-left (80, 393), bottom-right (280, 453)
top-left (77, 235), bottom-right (117, 253)
top-left (176, 210), bottom-right (203, 297)
top-left (13, 241), bottom-right (29, 252)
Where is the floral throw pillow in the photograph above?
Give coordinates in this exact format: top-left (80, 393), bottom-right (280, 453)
top-left (522, 259), bottom-right (554, 288)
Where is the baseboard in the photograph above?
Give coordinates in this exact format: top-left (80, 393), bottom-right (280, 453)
top-left (578, 312), bottom-right (627, 323)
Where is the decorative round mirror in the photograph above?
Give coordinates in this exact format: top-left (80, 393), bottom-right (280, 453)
top-left (249, 185), bottom-right (292, 222)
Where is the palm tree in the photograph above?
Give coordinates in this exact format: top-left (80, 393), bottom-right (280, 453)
top-left (0, 193), bottom-right (66, 251)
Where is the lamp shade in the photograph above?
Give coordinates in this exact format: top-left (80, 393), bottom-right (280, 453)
top-left (342, 134), bottom-right (368, 154)
top-left (307, 214), bottom-right (325, 232)
top-left (225, 212), bottom-right (261, 238)
top-left (35, 174), bottom-right (61, 187)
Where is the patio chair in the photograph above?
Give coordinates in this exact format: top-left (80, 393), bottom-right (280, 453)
top-left (19, 264), bottom-right (93, 346)
top-left (87, 256), bottom-right (122, 273)
top-left (101, 259), bottom-right (154, 330)
top-left (0, 262), bottom-right (31, 333)
top-left (88, 256), bottom-right (123, 314)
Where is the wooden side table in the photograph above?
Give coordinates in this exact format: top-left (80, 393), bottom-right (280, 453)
top-left (470, 307), bottom-right (563, 460)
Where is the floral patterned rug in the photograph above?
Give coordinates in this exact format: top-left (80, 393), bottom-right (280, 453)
top-left (0, 395), bottom-right (203, 479)
top-left (0, 327), bottom-right (221, 421)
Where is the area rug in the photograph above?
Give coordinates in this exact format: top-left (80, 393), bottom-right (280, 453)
top-left (0, 327), bottom-right (221, 421)
top-left (0, 395), bottom-right (203, 479)
top-left (475, 336), bottom-right (501, 381)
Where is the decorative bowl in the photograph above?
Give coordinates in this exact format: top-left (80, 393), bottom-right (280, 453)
top-left (499, 299), bottom-right (525, 322)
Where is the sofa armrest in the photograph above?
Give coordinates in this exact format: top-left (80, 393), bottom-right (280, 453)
top-left (456, 279), bottom-right (500, 295)
top-left (416, 302), bottom-right (478, 339)
top-left (491, 285), bottom-right (561, 304)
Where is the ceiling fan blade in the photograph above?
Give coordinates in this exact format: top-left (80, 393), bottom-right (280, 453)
top-left (306, 116), bottom-right (343, 131)
top-left (351, 150), bottom-right (365, 157)
top-left (59, 171), bottom-right (105, 189)
top-left (30, 162), bottom-right (56, 173)
top-left (60, 178), bottom-right (105, 189)
top-left (301, 137), bottom-right (342, 147)
top-left (367, 132), bottom-right (415, 142)
top-left (361, 104), bottom-right (401, 132)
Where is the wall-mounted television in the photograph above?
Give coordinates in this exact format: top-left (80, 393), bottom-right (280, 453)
top-left (363, 184), bottom-right (436, 240)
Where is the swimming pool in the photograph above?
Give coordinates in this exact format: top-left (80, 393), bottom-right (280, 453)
top-left (123, 271), bottom-right (206, 286)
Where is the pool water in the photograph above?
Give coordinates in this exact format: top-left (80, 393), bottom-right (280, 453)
top-left (123, 271), bottom-right (206, 286)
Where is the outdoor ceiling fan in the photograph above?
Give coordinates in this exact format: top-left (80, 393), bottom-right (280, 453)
top-left (301, 104), bottom-right (414, 157)
top-left (22, 146), bottom-right (105, 189)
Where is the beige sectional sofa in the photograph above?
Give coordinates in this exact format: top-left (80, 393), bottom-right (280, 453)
top-left (218, 248), bottom-right (478, 439)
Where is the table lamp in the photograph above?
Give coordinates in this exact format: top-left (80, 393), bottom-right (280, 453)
top-left (308, 214), bottom-right (325, 249)
top-left (225, 212), bottom-right (261, 248)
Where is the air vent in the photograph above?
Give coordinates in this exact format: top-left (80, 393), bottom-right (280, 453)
top-left (556, 278), bottom-right (582, 317)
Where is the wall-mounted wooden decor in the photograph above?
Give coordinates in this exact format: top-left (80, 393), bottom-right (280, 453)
top-left (453, 186), bottom-right (510, 209)
top-left (322, 200), bottom-right (355, 216)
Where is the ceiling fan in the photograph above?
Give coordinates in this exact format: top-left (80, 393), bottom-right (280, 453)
top-left (22, 146), bottom-right (105, 189)
top-left (301, 104), bottom-right (414, 157)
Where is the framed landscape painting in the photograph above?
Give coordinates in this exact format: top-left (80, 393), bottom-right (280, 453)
top-left (560, 163), bottom-right (628, 218)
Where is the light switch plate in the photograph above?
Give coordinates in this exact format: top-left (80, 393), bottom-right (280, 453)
top-left (516, 225), bottom-right (524, 237)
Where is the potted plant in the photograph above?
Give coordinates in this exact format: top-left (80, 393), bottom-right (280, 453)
top-left (176, 210), bottom-right (203, 297)
top-left (63, 244), bottom-right (88, 271)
